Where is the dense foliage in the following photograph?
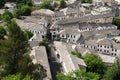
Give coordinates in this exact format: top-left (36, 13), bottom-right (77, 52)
top-left (103, 59), bottom-right (120, 80)
top-left (81, 0), bottom-right (92, 3)
top-left (71, 51), bottom-right (83, 59)
top-left (60, 0), bottom-right (66, 8)
top-left (16, 0), bottom-right (32, 7)
top-left (113, 16), bottom-right (120, 29)
top-left (84, 54), bottom-right (106, 77)
top-left (2, 73), bottom-right (32, 80)
top-left (0, 21), bottom-right (46, 80)
top-left (39, 0), bottom-right (53, 10)
top-left (1, 10), bottom-right (13, 22)
top-left (14, 5), bottom-right (31, 18)
top-left (57, 69), bottom-right (100, 80)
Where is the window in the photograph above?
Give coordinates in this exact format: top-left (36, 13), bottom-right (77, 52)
top-left (112, 53), bottom-right (113, 55)
top-left (104, 46), bottom-right (106, 48)
top-left (62, 35), bottom-right (64, 37)
top-left (98, 45), bottom-right (99, 47)
top-left (115, 49), bottom-right (117, 52)
top-left (91, 46), bottom-right (92, 48)
top-left (57, 54), bottom-right (60, 59)
top-left (104, 50), bottom-right (106, 52)
top-left (101, 45), bottom-right (102, 47)
top-left (112, 49), bottom-right (114, 51)
top-left (98, 49), bottom-right (99, 51)
top-left (74, 36), bottom-right (75, 38)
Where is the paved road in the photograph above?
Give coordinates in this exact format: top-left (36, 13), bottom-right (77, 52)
top-left (48, 44), bottom-right (61, 80)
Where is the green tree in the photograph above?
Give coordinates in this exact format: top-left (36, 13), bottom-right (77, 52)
top-left (81, 0), bottom-right (92, 4)
top-left (39, 39), bottom-right (51, 54)
top-left (84, 54), bottom-right (106, 77)
top-left (16, 0), bottom-right (32, 7)
top-left (113, 16), bottom-right (120, 29)
top-left (60, 0), bottom-right (66, 8)
top-left (0, 27), bottom-right (6, 39)
top-left (103, 59), bottom-right (120, 80)
top-left (0, 0), bottom-right (5, 8)
top-left (1, 10), bottom-right (13, 22)
top-left (2, 10), bottom-right (13, 20)
top-left (21, 5), bottom-right (31, 16)
top-left (57, 69), bottom-right (100, 80)
top-left (25, 30), bottom-right (33, 39)
top-left (2, 73), bottom-right (32, 80)
top-left (71, 51), bottom-right (83, 59)
top-left (40, 0), bottom-right (53, 10)
top-left (0, 21), bottom-right (46, 80)
top-left (14, 8), bottom-right (22, 18)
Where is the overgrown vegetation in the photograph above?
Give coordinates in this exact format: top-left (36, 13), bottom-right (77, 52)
top-left (39, 0), bottom-right (53, 10)
top-left (81, 0), bottom-right (93, 4)
top-left (113, 16), bottom-right (120, 29)
top-left (57, 69), bottom-right (100, 80)
top-left (0, 20), bottom-right (46, 80)
top-left (71, 51), bottom-right (83, 59)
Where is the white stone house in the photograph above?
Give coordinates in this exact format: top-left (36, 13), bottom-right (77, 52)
top-left (60, 28), bottom-right (81, 43)
top-left (31, 9), bottom-right (55, 21)
top-left (54, 41), bottom-right (86, 74)
top-left (81, 38), bottom-right (120, 57)
top-left (16, 19), bottom-right (47, 38)
top-left (91, 6), bottom-right (112, 15)
top-left (30, 46), bottom-right (52, 80)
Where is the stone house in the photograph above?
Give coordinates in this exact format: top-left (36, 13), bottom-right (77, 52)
top-left (54, 41), bottom-right (86, 74)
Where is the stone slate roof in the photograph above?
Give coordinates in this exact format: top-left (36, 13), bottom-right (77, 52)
top-left (54, 41), bottom-right (86, 73)
top-left (16, 19), bottom-right (47, 31)
top-left (31, 9), bottom-right (55, 16)
top-left (85, 40), bottom-right (97, 46)
top-left (98, 54), bottom-right (115, 64)
top-left (30, 46), bottom-right (52, 80)
top-left (96, 38), bottom-right (113, 45)
top-left (113, 43), bottom-right (120, 49)
top-left (60, 28), bottom-right (80, 35)
top-left (57, 13), bottom-right (114, 24)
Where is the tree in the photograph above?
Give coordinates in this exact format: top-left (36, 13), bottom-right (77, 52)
top-left (25, 30), bottom-right (33, 39)
top-left (21, 5), bottom-right (31, 16)
top-left (14, 8), bottom-right (22, 18)
top-left (57, 69), bottom-right (100, 80)
top-left (71, 51), bottom-right (83, 59)
top-left (2, 10), bottom-right (13, 20)
top-left (0, 21), bottom-right (46, 80)
top-left (39, 39), bottom-right (51, 54)
top-left (14, 5), bottom-right (31, 18)
top-left (1, 10), bottom-right (13, 22)
top-left (84, 54), bottom-right (106, 77)
top-left (40, 0), bottom-right (53, 10)
top-left (81, 0), bottom-right (92, 4)
top-left (1, 73), bottom-right (32, 80)
top-left (16, 0), bottom-right (32, 7)
top-left (113, 16), bottom-right (120, 29)
top-left (0, 27), bottom-right (6, 39)
top-left (103, 59), bottom-right (120, 80)
top-left (0, 0), bottom-right (5, 8)
top-left (60, 0), bottom-right (66, 8)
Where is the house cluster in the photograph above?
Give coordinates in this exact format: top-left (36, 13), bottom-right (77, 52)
top-left (15, 0), bottom-right (120, 76)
